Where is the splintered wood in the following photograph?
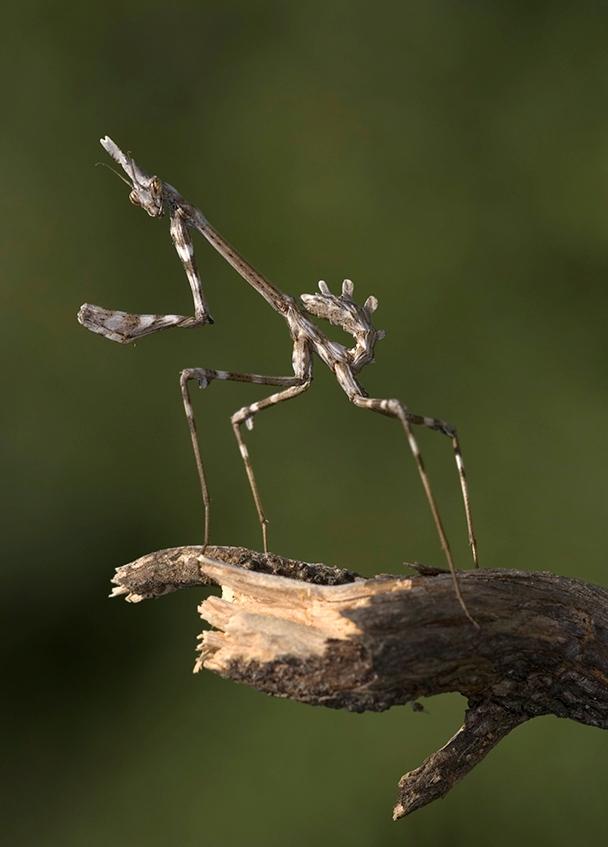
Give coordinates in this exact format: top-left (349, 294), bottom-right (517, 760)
top-left (195, 557), bottom-right (367, 673)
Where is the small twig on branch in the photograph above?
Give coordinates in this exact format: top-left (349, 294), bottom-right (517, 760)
top-left (110, 546), bottom-right (608, 819)
top-left (393, 699), bottom-right (526, 819)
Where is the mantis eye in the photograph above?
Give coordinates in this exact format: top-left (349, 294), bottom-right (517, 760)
top-left (151, 176), bottom-right (161, 193)
top-left (129, 191), bottom-right (141, 207)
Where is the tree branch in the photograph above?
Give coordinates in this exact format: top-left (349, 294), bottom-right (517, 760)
top-left (110, 545), bottom-right (608, 818)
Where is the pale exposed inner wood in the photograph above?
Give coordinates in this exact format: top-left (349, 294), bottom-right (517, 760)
top-left (197, 557), bottom-right (396, 670)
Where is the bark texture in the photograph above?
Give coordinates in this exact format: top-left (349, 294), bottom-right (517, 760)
top-left (110, 545), bottom-right (608, 819)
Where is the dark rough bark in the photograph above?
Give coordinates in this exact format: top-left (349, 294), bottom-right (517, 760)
top-left (393, 699), bottom-right (527, 819)
top-left (110, 546), bottom-right (608, 819)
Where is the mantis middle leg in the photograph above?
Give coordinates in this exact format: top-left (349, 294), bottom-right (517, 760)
top-left (230, 378), bottom-right (312, 553)
top-left (180, 368), bottom-right (303, 549)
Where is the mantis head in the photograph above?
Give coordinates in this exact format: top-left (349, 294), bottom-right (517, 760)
top-left (99, 136), bottom-right (165, 218)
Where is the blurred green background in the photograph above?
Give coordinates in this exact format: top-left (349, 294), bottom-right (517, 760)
top-left (4, 1), bottom-right (608, 844)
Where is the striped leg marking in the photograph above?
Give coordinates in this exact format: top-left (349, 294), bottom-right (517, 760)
top-left (78, 303), bottom-right (206, 344)
top-left (231, 380), bottom-right (312, 553)
top-left (180, 368), bottom-right (302, 549)
top-left (169, 210), bottom-right (213, 324)
top-left (350, 395), bottom-right (478, 627)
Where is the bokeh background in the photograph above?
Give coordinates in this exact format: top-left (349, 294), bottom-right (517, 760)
top-left (4, 2), bottom-right (608, 844)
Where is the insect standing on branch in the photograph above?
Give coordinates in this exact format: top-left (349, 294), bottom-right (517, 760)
top-left (78, 136), bottom-right (480, 624)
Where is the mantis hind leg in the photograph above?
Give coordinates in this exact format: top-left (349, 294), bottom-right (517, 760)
top-left (350, 393), bottom-right (478, 627)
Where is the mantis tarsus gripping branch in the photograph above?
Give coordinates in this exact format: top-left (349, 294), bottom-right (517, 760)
top-left (78, 136), bottom-right (480, 625)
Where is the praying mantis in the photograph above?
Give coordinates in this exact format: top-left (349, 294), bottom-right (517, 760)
top-left (79, 136), bottom-right (480, 624)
